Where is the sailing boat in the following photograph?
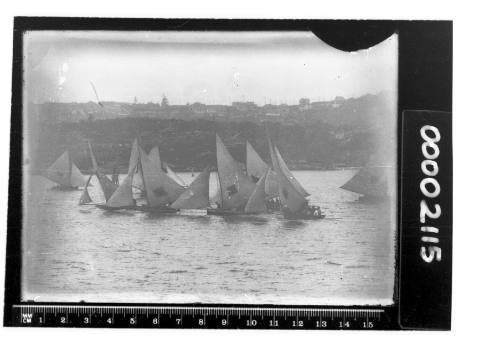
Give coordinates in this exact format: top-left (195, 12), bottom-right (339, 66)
top-left (95, 173), bottom-right (136, 210)
top-left (246, 141), bottom-right (280, 204)
top-left (134, 146), bottom-right (185, 212)
top-left (269, 141), bottom-right (324, 220)
top-left (95, 138), bottom-right (142, 210)
top-left (88, 141), bottom-right (118, 201)
top-left (340, 165), bottom-right (392, 199)
top-left (44, 150), bottom-right (88, 190)
top-left (170, 168), bottom-right (210, 210)
top-left (208, 134), bottom-right (257, 215)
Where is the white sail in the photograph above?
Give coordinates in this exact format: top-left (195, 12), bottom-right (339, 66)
top-left (272, 145), bottom-right (308, 213)
top-left (70, 163), bottom-right (88, 187)
top-left (88, 141), bottom-right (118, 201)
top-left (106, 173), bottom-right (135, 208)
top-left (147, 146), bottom-right (162, 168)
top-left (170, 168), bottom-right (210, 209)
top-left (139, 147), bottom-right (185, 207)
top-left (164, 161), bottom-right (186, 187)
top-left (128, 139), bottom-right (140, 176)
top-left (244, 171), bottom-right (268, 214)
top-left (216, 134), bottom-right (256, 211)
top-left (246, 141), bottom-right (269, 183)
top-left (45, 151), bottom-right (71, 186)
top-left (128, 139), bottom-right (145, 192)
top-left (274, 145), bottom-right (309, 197)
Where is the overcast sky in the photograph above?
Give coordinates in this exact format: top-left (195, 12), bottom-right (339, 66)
top-left (24, 31), bottom-right (397, 105)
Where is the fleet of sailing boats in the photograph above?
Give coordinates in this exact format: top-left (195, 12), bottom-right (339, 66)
top-left (45, 133), bottom-right (327, 219)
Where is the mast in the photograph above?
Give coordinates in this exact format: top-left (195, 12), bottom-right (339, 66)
top-left (138, 146), bottom-right (150, 206)
top-left (216, 171), bottom-right (224, 209)
top-left (215, 134), bottom-right (224, 209)
top-left (67, 151), bottom-right (73, 187)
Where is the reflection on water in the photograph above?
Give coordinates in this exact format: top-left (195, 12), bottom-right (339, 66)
top-left (22, 170), bottom-right (396, 305)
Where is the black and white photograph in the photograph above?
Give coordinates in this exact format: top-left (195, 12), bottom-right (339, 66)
top-left (21, 30), bottom-right (398, 306)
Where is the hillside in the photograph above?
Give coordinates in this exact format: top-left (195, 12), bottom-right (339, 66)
top-left (26, 92), bottom-right (396, 174)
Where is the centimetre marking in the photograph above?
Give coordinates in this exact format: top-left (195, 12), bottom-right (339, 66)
top-left (14, 305), bottom-right (382, 319)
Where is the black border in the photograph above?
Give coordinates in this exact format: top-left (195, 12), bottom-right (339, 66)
top-left (4, 17), bottom-right (452, 329)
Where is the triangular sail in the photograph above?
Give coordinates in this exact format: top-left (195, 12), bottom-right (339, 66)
top-left (128, 139), bottom-right (140, 176)
top-left (148, 146), bottom-right (162, 168)
top-left (88, 141), bottom-right (118, 201)
top-left (244, 171), bottom-right (268, 214)
top-left (129, 139), bottom-right (145, 192)
top-left (45, 151), bottom-right (71, 186)
top-left (148, 146), bottom-right (186, 186)
top-left (79, 175), bottom-right (93, 205)
top-left (274, 146), bottom-right (309, 197)
top-left (139, 147), bottom-right (185, 207)
top-left (341, 166), bottom-right (391, 197)
top-left (246, 141), bottom-right (269, 183)
top-left (270, 145), bottom-right (308, 213)
top-left (70, 163), bottom-right (88, 187)
top-left (105, 173), bottom-right (135, 208)
top-left (170, 168), bottom-right (210, 209)
top-left (164, 161), bottom-right (186, 186)
top-left (216, 134), bottom-right (256, 211)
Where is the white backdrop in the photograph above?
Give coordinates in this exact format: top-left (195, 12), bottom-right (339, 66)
top-left (0, 0), bottom-right (499, 337)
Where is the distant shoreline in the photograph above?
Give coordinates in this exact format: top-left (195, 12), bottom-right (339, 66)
top-left (30, 167), bottom-right (361, 176)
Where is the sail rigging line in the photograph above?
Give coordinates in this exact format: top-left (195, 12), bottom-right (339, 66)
top-left (89, 81), bottom-right (104, 107)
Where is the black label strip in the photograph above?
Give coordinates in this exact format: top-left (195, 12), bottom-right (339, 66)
top-left (399, 110), bottom-right (452, 330)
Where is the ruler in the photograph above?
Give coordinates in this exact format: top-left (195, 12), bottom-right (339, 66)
top-left (12, 305), bottom-right (395, 329)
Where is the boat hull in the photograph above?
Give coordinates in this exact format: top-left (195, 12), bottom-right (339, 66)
top-left (95, 204), bottom-right (136, 211)
top-left (282, 208), bottom-right (325, 220)
top-left (207, 209), bottom-right (241, 216)
top-left (134, 205), bottom-right (179, 213)
top-left (51, 185), bottom-right (80, 191)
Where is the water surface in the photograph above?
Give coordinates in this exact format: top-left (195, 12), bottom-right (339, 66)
top-left (22, 170), bottom-right (396, 305)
